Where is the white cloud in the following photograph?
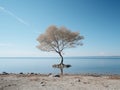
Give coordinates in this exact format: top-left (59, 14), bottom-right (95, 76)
top-left (99, 52), bottom-right (106, 56)
top-left (0, 6), bottom-right (29, 26)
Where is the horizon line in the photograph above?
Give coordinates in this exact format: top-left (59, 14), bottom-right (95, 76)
top-left (0, 56), bottom-right (120, 58)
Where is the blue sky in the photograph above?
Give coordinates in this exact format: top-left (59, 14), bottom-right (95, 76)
top-left (0, 0), bottom-right (120, 57)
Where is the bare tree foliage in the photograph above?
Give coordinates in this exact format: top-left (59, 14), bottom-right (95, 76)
top-left (37, 25), bottom-right (84, 64)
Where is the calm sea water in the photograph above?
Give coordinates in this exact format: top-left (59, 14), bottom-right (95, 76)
top-left (0, 57), bottom-right (120, 74)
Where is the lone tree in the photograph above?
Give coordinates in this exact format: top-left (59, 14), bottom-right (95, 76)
top-left (37, 25), bottom-right (84, 66)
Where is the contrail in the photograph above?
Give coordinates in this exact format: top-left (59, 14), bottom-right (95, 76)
top-left (0, 6), bottom-right (29, 26)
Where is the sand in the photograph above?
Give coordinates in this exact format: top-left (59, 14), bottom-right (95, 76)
top-left (0, 74), bottom-right (120, 90)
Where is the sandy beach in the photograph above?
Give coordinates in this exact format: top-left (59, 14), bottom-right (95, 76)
top-left (0, 74), bottom-right (120, 90)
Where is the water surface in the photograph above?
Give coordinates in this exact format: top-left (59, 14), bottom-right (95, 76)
top-left (0, 56), bottom-right (120, 74)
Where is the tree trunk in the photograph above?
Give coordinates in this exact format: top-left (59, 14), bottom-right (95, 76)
top-left (60, 67), bottom-right (63, 75)
top-left (58, 52), bottom-right (64, 65)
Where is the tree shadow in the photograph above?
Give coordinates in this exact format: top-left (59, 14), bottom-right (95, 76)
top-left (52, 64), bottom-right (72, 75)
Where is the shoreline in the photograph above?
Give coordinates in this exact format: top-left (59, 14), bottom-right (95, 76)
top-left (1, 72), bottom-right (120, 76)
top-left (0, 73), bottom-right (120, 90)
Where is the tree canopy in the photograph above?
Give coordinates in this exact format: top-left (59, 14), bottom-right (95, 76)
top-left (37, 25), bottom-right (84, 64)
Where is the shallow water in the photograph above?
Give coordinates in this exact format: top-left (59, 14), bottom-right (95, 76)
top-left (0, 56), bottom-right (120, 74)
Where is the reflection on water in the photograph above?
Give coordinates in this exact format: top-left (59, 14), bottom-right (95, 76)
top-left (52, 64), bottom-right (71, 75)
top-left (53, 67), bottom-right (64, 75)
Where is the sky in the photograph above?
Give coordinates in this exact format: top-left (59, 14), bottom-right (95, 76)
top-left (0, 0), bottom-right (120, 57)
